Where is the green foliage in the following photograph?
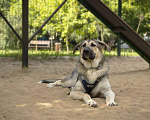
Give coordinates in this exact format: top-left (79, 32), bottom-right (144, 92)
top-left (0, 0), bottom-right (150, 49)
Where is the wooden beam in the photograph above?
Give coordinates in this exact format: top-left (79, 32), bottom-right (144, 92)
top-left (78, 0), bottom-right (150, 64)
top-left (0, 11), bottom-right (22, 42)
top-left (28, 0), bottom-right (68, 42)
top-left (22, 0), bottom-right (29, 68)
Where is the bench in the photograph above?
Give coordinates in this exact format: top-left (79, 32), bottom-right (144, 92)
top-left (29, 40), bottom-right (50, 50)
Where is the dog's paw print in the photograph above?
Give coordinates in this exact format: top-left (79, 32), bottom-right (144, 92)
top-left (107, 102), bottom-right (118, 106)
top-left (87, 100), bottom-right (98, 107)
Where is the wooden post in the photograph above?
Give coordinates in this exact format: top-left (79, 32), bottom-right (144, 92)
top-left (117, 0), bottom-right (122, 56)
top-left (22, 0), bottom-right (29, 68)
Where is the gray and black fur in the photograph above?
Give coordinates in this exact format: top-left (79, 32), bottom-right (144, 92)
top-left (39, 40), bottom-right (118, 107)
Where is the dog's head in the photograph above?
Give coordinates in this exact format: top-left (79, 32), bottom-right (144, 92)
top-left (73, 40), bottom-right (111, 68)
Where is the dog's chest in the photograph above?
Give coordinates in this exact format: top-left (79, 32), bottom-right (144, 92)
top-left (86, 65), bottom-right (102, 83)
top-left (79, 74), bottom-right (99, 94)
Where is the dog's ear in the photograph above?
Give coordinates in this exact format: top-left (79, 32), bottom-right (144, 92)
top-left (73, 41), bottom-right (85, 54)
top-left (96, 40), bottom-right (111, 52)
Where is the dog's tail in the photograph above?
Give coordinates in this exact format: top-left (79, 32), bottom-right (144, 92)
top-left (38, 79), bottom-right (60, 83)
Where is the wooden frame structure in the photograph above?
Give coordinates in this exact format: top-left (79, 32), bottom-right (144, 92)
top-left (78, 0), bottom-right (150, 64)
top-left (0, 0), bottom-right (67, 68)
top-left (0, 0), bottom-right (150, 68)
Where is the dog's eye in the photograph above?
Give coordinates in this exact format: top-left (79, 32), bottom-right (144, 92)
top-left (91, 43), bottom-right (96, 47)
top-left (82, 43), bottom-right (86, 47)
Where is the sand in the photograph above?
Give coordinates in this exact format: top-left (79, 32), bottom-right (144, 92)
top-left (0, 57), bottom-right (150, 120)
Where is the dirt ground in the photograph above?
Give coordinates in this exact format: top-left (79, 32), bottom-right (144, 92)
top-left (0, 57), bottom-right (150, 120)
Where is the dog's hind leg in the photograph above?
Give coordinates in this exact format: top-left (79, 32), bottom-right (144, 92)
top-left (69, 91), bottom-right (98, 107)
top-left (47, 69), bottom-right (78, 88)
top-left (47, 77), bottom-right (77, 88)
top-left (47, 80), bottom-right (62, 88)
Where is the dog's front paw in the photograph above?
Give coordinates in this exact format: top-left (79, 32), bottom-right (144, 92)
top-left (87, 100), bottom-right (98, 107)
top-left (107, 101), bottom-right (118, 106)
top-left (47, 83), bottom-right (55, 88)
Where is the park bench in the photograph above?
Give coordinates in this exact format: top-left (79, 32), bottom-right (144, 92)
top-left (28, 40), bottom-right (50, 50)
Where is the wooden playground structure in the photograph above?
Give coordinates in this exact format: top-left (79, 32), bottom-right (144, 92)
top-left (0, 0), bottom-right (150, 68)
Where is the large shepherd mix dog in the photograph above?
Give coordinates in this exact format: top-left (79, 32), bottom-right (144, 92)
top-left (39, 40), bottom-right (118, 107)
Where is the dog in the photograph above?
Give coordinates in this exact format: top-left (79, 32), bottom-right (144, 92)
top-left (39, 40), bottom-right (118, 107)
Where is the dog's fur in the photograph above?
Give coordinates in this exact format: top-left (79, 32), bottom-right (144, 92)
top-left (39, 40), bottom-right (117, 107)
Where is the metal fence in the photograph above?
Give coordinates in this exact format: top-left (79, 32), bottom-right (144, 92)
top-left (0, 0), bottom-right (149, 58)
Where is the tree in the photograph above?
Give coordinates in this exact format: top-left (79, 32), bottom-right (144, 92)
top-left (1, 0), bottom-right (150, 50)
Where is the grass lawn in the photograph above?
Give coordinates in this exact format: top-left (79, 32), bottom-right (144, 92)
top-left (0, 49), bottom-right (139, 58)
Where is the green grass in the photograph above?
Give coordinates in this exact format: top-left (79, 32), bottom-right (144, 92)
top-left (0, 49), bottom-right (139, 58)
top-left (103, 49), bottom-right (139, 57)
top-left (0, 49), bottom-right (80, 58)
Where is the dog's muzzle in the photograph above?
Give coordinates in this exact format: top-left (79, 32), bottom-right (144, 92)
top-left (82, 47), bottom-right (95, 60)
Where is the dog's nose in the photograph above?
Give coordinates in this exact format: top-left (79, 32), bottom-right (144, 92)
top-left (83, 48), bottom-right (90, 54)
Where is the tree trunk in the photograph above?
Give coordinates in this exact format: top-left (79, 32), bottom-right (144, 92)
top-left (51, 39), bottom-right (53, 51)
top-left (101, 24), bottom-right (104, 41)
top-left (136, 19), bottom-right (141, 33)
top-left (66, 36), bottom-right (69, 54)
top-left (136, 14), bottom-right (144, 33)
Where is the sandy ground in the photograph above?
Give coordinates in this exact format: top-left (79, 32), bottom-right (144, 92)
top-left (0, 57), bottom-right (150, 120)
